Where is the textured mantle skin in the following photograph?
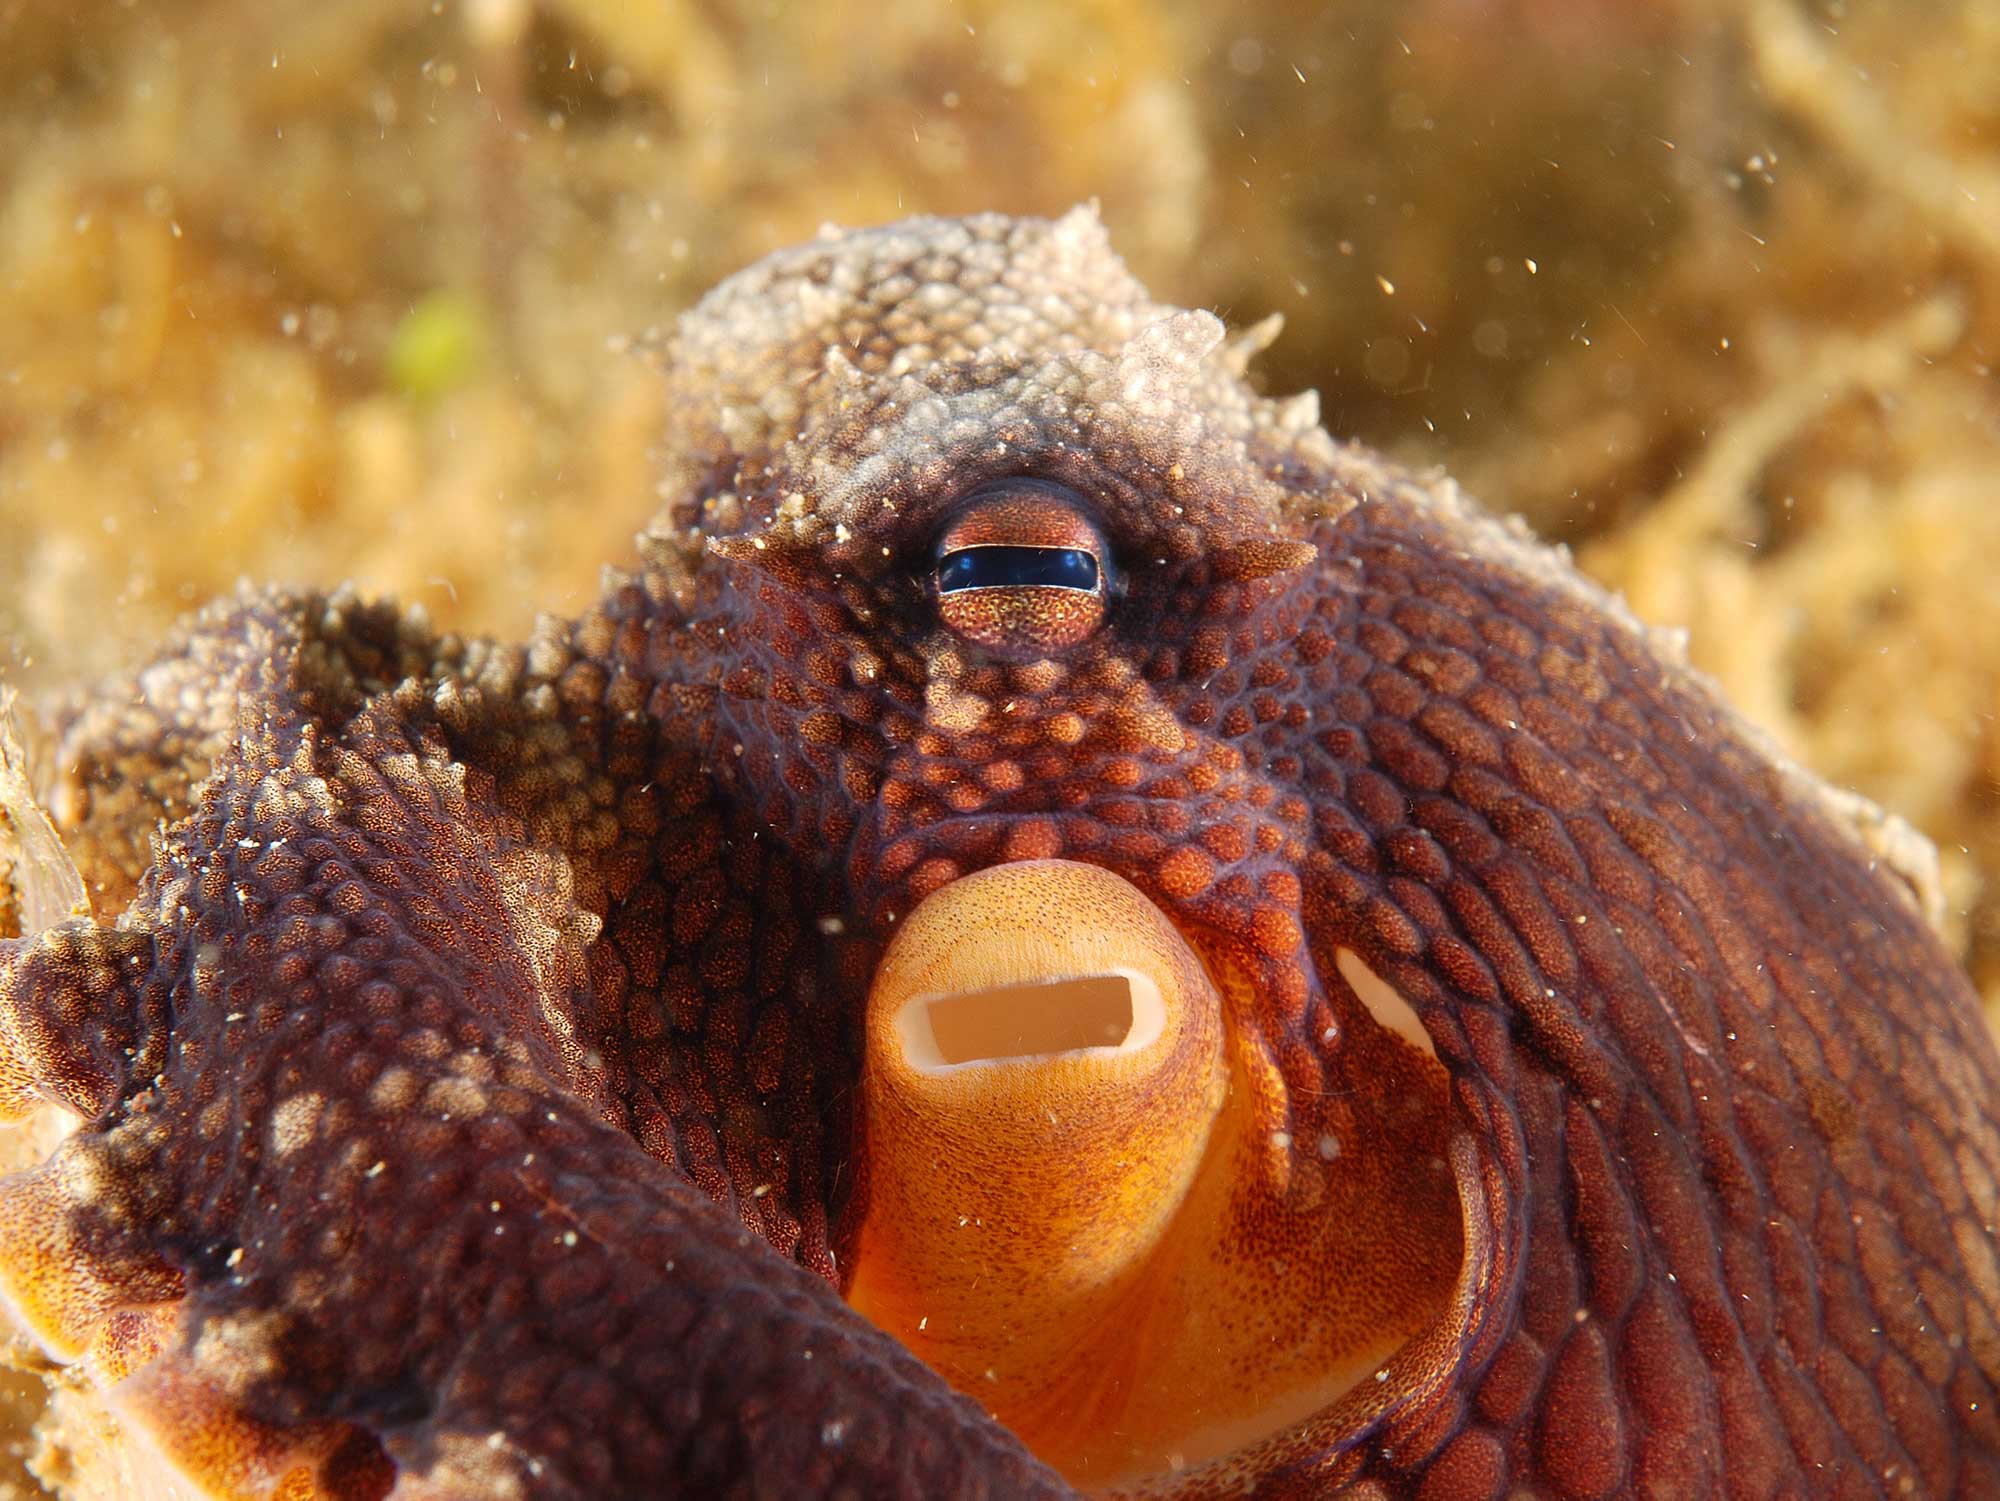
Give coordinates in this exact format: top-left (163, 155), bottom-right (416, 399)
top-left (2, 210), bottom-right (1999, 1500)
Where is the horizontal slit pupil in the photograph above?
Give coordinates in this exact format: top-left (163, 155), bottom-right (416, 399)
top-left (938, 545), bottom-right (1099, 593)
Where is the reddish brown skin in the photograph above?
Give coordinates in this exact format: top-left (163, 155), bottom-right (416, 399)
top-left (2, 211), bottom-right (1998, 1500)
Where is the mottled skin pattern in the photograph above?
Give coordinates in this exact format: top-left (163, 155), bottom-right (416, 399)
top-left (2, 209), bottom-right (1998, 1500)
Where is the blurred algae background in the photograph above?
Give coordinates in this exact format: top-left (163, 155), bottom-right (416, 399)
top-left (0, 0), bottom-right (1999, 1488)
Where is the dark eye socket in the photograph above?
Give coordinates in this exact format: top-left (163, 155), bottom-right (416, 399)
top-left (937, 545), bottom-right (1101, 595)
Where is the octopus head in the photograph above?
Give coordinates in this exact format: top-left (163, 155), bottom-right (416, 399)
top-left (660, 209), bottom-right (1467, 1484)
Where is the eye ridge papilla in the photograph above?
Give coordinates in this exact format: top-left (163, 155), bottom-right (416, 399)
top-left (0, 207), bottom-right (1994, 1501)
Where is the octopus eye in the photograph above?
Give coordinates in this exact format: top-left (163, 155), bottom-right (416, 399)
top-left (931, 481), bottom-right (1110, 658)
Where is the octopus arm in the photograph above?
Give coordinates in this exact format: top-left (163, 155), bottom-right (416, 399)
top-left (0, 605), bottom-right (1068, 1500)
top-left (1264, 482), bottom-right (2000, 1499)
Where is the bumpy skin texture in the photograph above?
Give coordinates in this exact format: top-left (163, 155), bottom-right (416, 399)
top-left (2, 210), bottom-right (1999, 1500)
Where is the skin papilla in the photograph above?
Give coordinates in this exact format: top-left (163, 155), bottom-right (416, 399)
top-left (2, 208), bottom-right (1998, 1499)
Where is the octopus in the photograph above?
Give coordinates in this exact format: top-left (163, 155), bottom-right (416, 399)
top-left (1, 207), bottom-right (1997, 1501)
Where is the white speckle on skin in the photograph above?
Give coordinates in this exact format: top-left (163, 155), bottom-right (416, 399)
top-left (269, 1092), bottom-right (324, 1157)
top-left (424, 1075), bottom-right (490, 1117)
top-left (369, 1066), bottom-right (419, 1112)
